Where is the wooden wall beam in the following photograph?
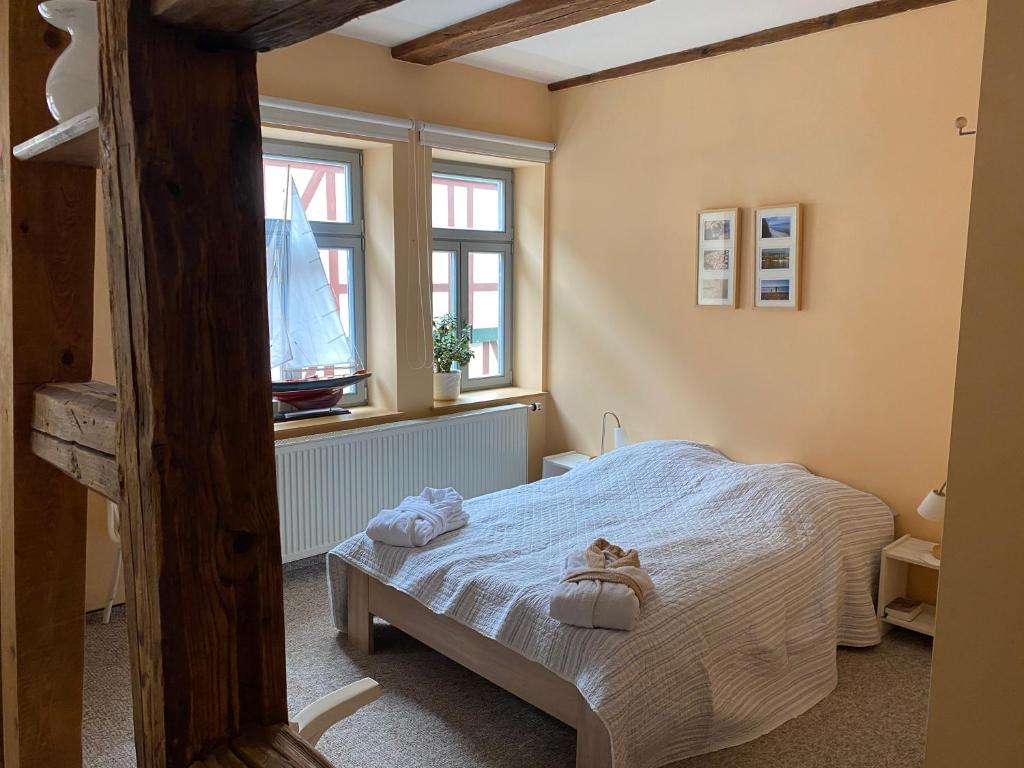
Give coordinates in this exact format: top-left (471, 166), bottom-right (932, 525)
top-left (548, 0), bottom-right (957, 91)
top-left (98, 0), bottom-right (288, 764)
top-left (190, 724), bottom-right (333, 767)
top-left (391, 0), bottom-right (653, 66)
top-left (29, 432), bottom-right (118, 502)
top-left (150, 0), bottom-right (403, 51)
top-left (32, 381), bottom-right (117, 454)
top-left (0, 1), bottom-right (96, 766)
top-left (29, 382), bottom-right (118, 501)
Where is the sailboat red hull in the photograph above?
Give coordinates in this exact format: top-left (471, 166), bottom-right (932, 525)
top-left (274, 386), bottom-right (344, 411)
top-left (271, 371), bottom-right (371, 393)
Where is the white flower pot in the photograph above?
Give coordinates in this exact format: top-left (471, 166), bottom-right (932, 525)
top-left (433, 371), bottom-right (461, 401)
top-left (38, 0), bottom-right (99, 123)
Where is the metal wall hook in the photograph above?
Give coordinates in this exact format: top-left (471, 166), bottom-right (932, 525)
top-left (955, 116), bottom-right (977, 136)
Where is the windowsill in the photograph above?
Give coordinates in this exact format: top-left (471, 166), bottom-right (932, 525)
top-left (432, 386), bottom-right (547, 413)
top-left (274, 405), bottom-right (405, 441)
top-left (271, 388), bottom-right (547, 442)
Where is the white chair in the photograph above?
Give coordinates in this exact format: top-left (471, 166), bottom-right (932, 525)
top-left (289, 678), bottom-right (381, 746)
top-left (103, 500), bottom-right (122, 624)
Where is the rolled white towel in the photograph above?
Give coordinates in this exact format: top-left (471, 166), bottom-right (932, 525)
top-left (550, 580), bottom-right (641, 631)
top-left (366, 487), bottom-right (467, 547)
top-left (549, 538), bottom-right (654, 631)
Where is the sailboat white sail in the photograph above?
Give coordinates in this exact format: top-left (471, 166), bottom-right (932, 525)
top-left (266, 182), bottom-right (362, 381)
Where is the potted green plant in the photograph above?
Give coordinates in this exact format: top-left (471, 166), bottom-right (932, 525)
top-left (432, 313), bottom-right (474, 401)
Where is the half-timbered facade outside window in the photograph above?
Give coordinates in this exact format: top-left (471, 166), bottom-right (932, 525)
top-left (263, 140), bottom-right (368, 406)
top-left (431, 161), bottom-right (514, 390)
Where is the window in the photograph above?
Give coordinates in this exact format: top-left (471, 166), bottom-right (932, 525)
top-left (263, 140), bottom-right (368, 406)
top-left (431, 162), bottom-right (513, 390)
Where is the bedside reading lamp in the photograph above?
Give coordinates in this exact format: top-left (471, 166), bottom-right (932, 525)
top-left (917, 482), bottom-right (946, 560)
top-left (600, 412), bottom-right (629, 455)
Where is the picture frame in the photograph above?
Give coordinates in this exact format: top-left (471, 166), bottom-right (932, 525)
top-left (696, 208), bottom-right (740, 308)
top-left (753, 204), bottom-right (803, 310)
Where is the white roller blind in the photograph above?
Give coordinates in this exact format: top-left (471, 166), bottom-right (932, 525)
top-left (259, 96), bottom-right (414, 143)
top-left (258, 98), bottom-right (555, 161)
top-left (419, 123), bottom-right (555, 163)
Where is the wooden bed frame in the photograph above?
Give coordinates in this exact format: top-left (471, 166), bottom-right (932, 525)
top-left (346, 564), bottom-right (613, 768)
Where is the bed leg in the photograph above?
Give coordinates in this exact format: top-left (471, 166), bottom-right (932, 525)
top-left (576, 699), bottom-right (612, 768)
top-left (346, 565), bottom-right (374, 654)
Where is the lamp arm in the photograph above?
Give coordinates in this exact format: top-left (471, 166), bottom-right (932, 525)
top-left (600, 411), bottom-right (622, 455)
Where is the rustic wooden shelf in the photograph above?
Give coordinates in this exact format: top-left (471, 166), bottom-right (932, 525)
top-left (12, 108), bottom-right (99, 167)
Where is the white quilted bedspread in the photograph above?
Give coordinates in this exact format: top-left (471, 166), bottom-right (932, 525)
top-left (327, 441), bottom-right (893, 768)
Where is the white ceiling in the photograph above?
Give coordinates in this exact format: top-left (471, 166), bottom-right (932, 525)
top-left (334, 0), bottom-right (880, 84)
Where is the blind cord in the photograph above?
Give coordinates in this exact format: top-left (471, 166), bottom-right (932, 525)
top-left (403, 129), bottom-right (434, 372)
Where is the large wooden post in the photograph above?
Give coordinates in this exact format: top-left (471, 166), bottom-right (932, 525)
top-left (98, 1), bottom-right (287, 765)
top-left (0, 2), bottom-right (95, 766)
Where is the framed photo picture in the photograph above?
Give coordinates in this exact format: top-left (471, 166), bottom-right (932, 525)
top-left (754, 204), bottom-right (802, 309)
top-left (696, 208), bottom-right (740, 308)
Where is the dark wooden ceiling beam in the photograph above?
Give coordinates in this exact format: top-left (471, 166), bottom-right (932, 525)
top-left (549, 0), bottom-right (957, 91)
top-left (150, 0), bottom-right (404, 51)
top-left (392, 0), bottom-right (654, 66)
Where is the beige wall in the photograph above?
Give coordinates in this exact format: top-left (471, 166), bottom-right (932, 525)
top-left (258, 34), bottom-right (552, 142)
top-left (361, 141), bottom-right (401, 411)
top-left (545, 0), bottom-right (986, 602)
top-left (513, 163), bottom-right (548, 391)
top-left (86, 180), bottom-right (118, 611)
top-left (85, 33), bottom-right (554, 612)
top-left (926, 0), bottom-right (1024, 762)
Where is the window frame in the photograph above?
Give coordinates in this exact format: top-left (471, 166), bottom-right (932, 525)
top-left (263, 139), bottom-right (364, 237)
top-left (431, 160), bottom-right (513, 244)
top-left (459, 241), bottom-right (513, 391)
top-left (431, 160), bottom-right (515, 391)
top-left (313, 235), bottom-right (368, 407)
top-left (263, 139), bottom-right (368, 407)
top-left (431, 246), bottom-right (458, 320)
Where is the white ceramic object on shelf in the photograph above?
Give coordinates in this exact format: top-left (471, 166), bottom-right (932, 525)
top-left (433, 371), bottom-right (461, 401)
top-left (38, 0), bottom-right (99, 123)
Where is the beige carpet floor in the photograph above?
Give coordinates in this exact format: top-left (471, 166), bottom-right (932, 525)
top-left (84, 557), bottom-right (933, 767)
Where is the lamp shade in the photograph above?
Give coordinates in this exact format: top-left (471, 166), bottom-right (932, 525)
top-left (917, 489), bottom-right (946, 522)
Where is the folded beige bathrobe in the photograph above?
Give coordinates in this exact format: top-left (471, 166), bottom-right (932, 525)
top-left (549, 538), bottom-right (655, 631)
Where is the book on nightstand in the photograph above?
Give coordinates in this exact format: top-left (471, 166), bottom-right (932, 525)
top-left (885, 597), bottom-right (924, 622)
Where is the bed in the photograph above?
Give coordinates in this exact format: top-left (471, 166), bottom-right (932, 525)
top-left (327, 441), bottom-right (894, 768)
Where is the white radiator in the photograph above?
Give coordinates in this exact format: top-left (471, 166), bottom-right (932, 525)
top-left (274, 404), bottom-right (528, 562)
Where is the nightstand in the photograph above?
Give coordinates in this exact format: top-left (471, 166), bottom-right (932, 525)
top-left (877, 534), bottom-right (940, 637)
top-left (542, 451), bottom-right (591, 479)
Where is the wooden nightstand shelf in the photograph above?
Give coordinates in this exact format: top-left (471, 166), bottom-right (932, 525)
top-left (877, 534), bottom-right (940, 637)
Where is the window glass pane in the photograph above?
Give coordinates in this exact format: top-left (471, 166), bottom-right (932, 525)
top-left (432, 173), bottom-right (504, 232)
top-left (264, 156), bottom-right (352, 224)
top-left (432, 250), bottom-right (456, 319)
top-left (466, 250), bottom-right (504, 380)
top-left (319, 248), bottom-right (353, 337)
top-left (319, 247), bottom-right (357, 394)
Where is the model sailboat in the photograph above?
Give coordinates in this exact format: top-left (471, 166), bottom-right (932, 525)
top-left (267, 182), bottom-right (370, 419)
